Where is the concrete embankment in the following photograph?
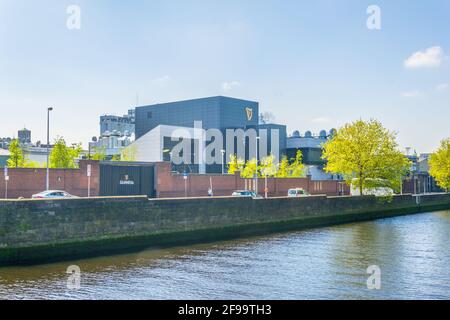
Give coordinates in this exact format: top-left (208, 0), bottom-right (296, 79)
top-left (1, 193), bottom-right (449, 266)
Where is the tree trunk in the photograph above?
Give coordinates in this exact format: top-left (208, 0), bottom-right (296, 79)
top-left (359, 173), bottom-right (364, 196)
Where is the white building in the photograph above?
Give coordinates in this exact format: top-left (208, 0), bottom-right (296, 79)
top-left (90, 130), bottom-right (134, 158)
top-left (130, 125), bottom-right (205, 173)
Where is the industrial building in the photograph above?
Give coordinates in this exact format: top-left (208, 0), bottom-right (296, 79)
top-left (286, 129), bottom-right (336, 165)
top-left (18, 128), bottom-right (32, 145)
top-left (132, 96), bottom-right (287, 173)
top-left (135, 96), bottom-right (259, 139)
top-left (285, 129), bottom-right (342, 180)
top-left (0, 149), bottom-right (9, 167)
top-left (90, 109), bottom-right (136, 158)
top-left (100, 109), bottom-right (135, 137)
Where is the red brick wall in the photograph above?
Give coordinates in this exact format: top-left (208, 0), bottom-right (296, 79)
top-left (155, 162), bottom-right (348, 198)
top-left (0, 160), bottom-right (100, 199)
top-left (0, 160), bottom-right (348, 199)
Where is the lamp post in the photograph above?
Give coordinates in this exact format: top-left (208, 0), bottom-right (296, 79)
top-left (4, 166), bottom-right (8, 199)
top-left (255, 136), bottom-right (260, 196)
top-left (46, 107), bottom-right (53, 191)
top-left (183, 171), bottom-right (188, 198)
top-left (220, 149), bottom-right (226, 174)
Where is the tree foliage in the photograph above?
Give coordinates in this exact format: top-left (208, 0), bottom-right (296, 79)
top-left (226, 150), bottom-right (306, 178)
top-left (429, 138), bottom-right (450, 192)
top-left (288, 150), bottom-right (305, 177)
top-left (90, 146), bottom-right (107, 161)
top-left (7, 139), bottom-right (46, 168)
top-left (22, 160), bottom-right (45, 168)
top-left (227, 154), bottom-right (245, 174)
top-left (260, 154), bottom-right (278, 177)
top-left (120, 144), bottom-right (137, 162)
top-left (111, 154), bottom-right (121, 161)
top-left (242, 158), bottom-right (258, 178)
top-left (322, 119), bottom-right (411, 195)
top-left (276, 156), bottom-right (290, 178)
top-left (49, 137), bottom-right (82, 168)
top-left (7, 139), bottom-right (25, 168)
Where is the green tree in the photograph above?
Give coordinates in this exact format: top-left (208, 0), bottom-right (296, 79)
top-left (7, 139), bottom-right (25, 168)
top-left (22, 160), bottom-right (45, 168)
top-left (276, 155), bottom-right (290, 178)
top-left (120, 144), bottom-right (137, 162)
top-left (111, 154), bottom-right (121, 161)
top-left (242, 158), bottom-right (258, 178)
top-left (260, 154), bottom-right (278, 177)
top-left (90, 146), bottom-right (107, 161)
top-left (288, 150), bottom-right (305, 177)
top-left (322, 119), bottom-right (411, 195)
top-left (49, 137), bottom-right (82, 168)
top-left (429, 138), bottom-right (450, 192)
top-left (227, 154), bottom-right (244, 174)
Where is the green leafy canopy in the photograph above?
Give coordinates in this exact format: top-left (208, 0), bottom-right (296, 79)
top-left (322, 119), bottom-right (411, 195)
top-left (429, 138), bottom-right (450, 192)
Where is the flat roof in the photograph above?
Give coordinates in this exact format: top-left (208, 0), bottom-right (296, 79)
top-left (137, 96), bottom-right (259, 109)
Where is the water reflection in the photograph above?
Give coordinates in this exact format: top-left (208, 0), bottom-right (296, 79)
top-left (0, 211), bottom-right (449, 300)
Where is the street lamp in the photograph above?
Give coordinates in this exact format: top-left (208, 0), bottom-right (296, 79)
top-left (46, 107), bottom-right (53, 191)
top-left (220, 149), bottom-right (226, 174)
top-left (255, 136), bottom-right (260, 196)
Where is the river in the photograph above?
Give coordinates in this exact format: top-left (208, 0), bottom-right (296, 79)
top-left (1, 210), bottom-right (449, 300)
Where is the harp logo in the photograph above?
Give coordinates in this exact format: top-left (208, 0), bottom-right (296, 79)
top-left (245, 107), bottom-right (253, 121)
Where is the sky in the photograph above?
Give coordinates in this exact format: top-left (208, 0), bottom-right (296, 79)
top-left (0, 0), bottom-right (449, 152)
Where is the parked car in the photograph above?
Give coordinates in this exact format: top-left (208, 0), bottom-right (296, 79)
top-left (32, 190), bottom-right (78, 199)
top-left (287, 188), bottom-right (310, 197)
top-left (232, 190), bottom-right (257, 198)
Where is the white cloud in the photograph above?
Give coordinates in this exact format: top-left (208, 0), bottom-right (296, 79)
top-left (400, 90), bottom-right (422, 98)
top-left (404, 46), bottom-right (444, 69)
top-left (436, 83), bottom-right (449, 91)
top-left (222, 81), bottom-right (240, 92)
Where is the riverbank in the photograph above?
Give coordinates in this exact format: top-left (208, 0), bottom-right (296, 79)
top-left (1, 193), bottom-right (450, 266)
top-left (2, 211), bottom-right (449, 299)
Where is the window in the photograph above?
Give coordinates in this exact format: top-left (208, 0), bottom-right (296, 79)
top-left (147, 112), bottom-right (153, 119)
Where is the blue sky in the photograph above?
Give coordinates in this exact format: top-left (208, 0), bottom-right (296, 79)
top-left (0, 0), bottom-right (449, 152)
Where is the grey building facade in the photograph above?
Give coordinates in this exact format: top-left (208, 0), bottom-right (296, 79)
top-left (135, 96), bottom-right (259, 139)
top-left (100, 109), bottom-right (136, 137)
top-left (18, 128), bottom-right (31, 145)
top-left (133, 96), bottom-right (287, 173)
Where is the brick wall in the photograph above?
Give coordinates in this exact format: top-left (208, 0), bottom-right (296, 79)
top-left (155, 162), bottom-right (348, 198)
top-left (0, 160), bottom-right (100, 199)
top-left (0, 160), bottom-right (348, 199)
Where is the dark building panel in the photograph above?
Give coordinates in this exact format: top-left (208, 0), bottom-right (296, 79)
top-left (99, 162), bottom-right (155, 197)
top-left (135, 96), bottom-right (259, 139)
top-left (286, 147), bottom-right (325, 165)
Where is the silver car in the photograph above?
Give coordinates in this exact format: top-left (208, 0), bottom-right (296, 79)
top-left (232, 190), bottom-right (258, 198)
top-left (32, 190), bottom-right (78, 199)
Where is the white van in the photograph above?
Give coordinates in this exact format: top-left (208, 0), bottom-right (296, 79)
top-left (287, 188), bottom-right (310, 197)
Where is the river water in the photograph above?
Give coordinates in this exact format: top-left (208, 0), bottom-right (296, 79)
top-left (0, 211), bottom-right (449, 300)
